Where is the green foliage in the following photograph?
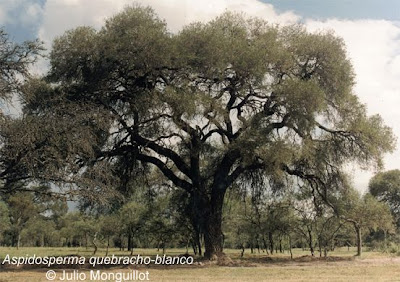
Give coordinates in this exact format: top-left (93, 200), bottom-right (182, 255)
top-left (0, 201), bottom-right (10, 241)
top-left (369, 169), bottom-right (400, 227)
top-left (337, 188), bottom-right (394, 232)
top-left (20, 217), bottom-right (58, 247)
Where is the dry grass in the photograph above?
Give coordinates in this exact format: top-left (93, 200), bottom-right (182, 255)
top-left (1, 261), bottom-right (400, 282)
top-left (1, 247), bottom-right (400, 281)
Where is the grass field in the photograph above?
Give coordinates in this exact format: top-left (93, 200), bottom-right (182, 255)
top-left (1, 247), bottom-right (399, 281)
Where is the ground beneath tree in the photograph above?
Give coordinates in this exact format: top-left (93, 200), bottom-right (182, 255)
top-left (2, 256), bottom-right (400, 282)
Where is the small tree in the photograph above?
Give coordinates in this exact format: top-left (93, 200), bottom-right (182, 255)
top-left (337, 188), bottom-right (394, 256)
top-left (148, 196), bottom-right (176, 254)
top-left (99, 214), bottom-right (121, 256)
top-left (120, 201), bottom-right (148, 255)
top-left (20, 217), bottom-right (57, 247)
top-left (7, 192), bottom-right (39, 249)
top-left (0, 201), bottom-right (10, 244)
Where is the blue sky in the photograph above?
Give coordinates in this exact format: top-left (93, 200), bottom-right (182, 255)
top-left (0, 0), bottom-right (46, 42)
top-left (2, 0), bottom-right (399, 42)
top-left (265, 0), bottom-right (400, 21)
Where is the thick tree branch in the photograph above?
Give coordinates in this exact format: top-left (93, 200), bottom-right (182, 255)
top-left (136, 153), bottom-right (193, 193)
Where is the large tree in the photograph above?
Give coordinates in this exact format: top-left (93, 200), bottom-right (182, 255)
top-left (19, 6), bottom-right (395, 259)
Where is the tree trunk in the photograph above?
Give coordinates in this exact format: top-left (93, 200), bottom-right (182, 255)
top-left (307, 228), bottom-right (314, 256)
top-left (355, 224), bottom-right (362, 256)
top-left (262, 235), bottom-right (269, 255)
top-left (106, 236), bottom-right (110, 256)
top-left (203, 190), bottom-right (225, 260)
top-left (192, 242), bottom-right (197, 255)
top-left (92, 232), bottom-right (98, 255)
top-left (384, 230), bottom-right (387, 252)
top-left (288, 235), bottom-right (293, 260)
top-left (318, 237), bottom-right (322, 257)
top-left (128, 229), bottom-right (134, 253)
top-left (17, 233), bottom-right (21, 250)
top-left (198, 239), bottom-right (202, 256)
top-left (268, 232), bottom-right (274, 254)
top-left (203, 209), bottom-right (224, 259)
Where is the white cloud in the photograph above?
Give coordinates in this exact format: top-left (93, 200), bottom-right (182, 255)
top-left (0, 0), bottom-right (43, 26)
top-left (38, 0), bottom-right (299, 47)
top-left (138, 0), bottom-right (299, 32)
top-left (306, 19), bottom-right (400, 192)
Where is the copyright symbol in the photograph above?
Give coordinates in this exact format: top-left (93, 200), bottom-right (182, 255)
top-left (46, 270), bottom-right (57, 280)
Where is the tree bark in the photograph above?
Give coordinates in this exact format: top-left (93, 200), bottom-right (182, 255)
top-left (197, 240), bottom-right (202, 256)
top-left (262, 235), bottom-right (269, 255)
top-left (92, 232), bottom-right (98, 255)
top-left (269, 232), bottom-right (274, 254)
top-left (17, 233), bottom-right (21, 250)
top-left (203, 207), bottom-right (224, 259)
top-left (203, 189), bottom-right (225, 259)
top-left (288, 235), bottom-right (293, 260)
top-left (106, 236), bottom-right (110, 256)
top-left (307, 227), bottom-right (314, 256)
top-left (355, 224), bottom-right (362, 256)
top-left (127, 230), bottom-right (133, 252)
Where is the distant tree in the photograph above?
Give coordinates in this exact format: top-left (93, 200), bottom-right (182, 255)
top-left (0, 201), bottom-right (10, 243)
top-left (223, 193), bottom-right (254, 257)
top-left (19, 6), bottom-right (395, 259)
top-left (294, 199), bottom-right (318, 256)
top-left (20, 217), bottom-right (57, 247)
top-left (314, 215), bottom-right (344, 257)
top-left (59, 212), bottom-right (85, 247)
top-left (74, 215), bottom-right (98, 253)
top-left (99, 214), bottom-right (121, 256)
top-left (120, 200), bottom-right (149, 255)
top-left (369, 169), bottom-right (400, 227)
top-left (7, 192), bottom-right (39, 248)
top-left (336, 188), bottom-right (394, 256)
top-left (148, 195), bottom-right (177, 254)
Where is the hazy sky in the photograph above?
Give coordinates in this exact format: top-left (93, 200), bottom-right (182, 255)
top-left (1, 0), bottom-right (399, 192)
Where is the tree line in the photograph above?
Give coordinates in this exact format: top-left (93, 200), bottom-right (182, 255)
top-left (1, 170), bottom-right (399, 258)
